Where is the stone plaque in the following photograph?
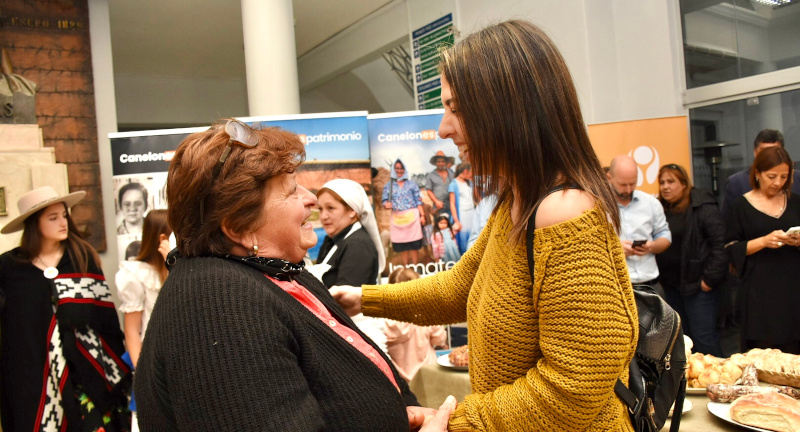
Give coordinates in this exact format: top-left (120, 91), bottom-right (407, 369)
top-left (0, 92), bottom-right (36, 124)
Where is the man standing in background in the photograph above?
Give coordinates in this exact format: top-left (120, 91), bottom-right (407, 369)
top-left (425, 150), bottom-right (454, 215)
top-left (721, 129), bottom-right (800, 219)
top-left (608, 155), bottom-right (672, 297)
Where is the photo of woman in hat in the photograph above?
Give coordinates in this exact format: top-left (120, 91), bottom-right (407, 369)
top-left (382, 158), bottom-right (425, 266)
top-left (0, 186), bottom-right (131, 432)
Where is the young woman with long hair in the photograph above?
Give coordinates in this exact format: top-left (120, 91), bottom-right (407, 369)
top-left (332, 20), bottom-right (638, 431)
top-left (0, 186), bottom-right (130, 432)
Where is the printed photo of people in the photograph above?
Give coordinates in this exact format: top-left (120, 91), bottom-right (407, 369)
top-left (113, 174), bottom-right (168, 263)
top-left (368, 112), bottom-right (462, 276)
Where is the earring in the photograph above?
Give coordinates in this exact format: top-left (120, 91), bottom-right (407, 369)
top-left (251, 244), bottom-right (259, 257)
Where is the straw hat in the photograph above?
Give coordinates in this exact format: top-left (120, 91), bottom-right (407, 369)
top-left (1, 186), bottom-right (86, 234)
top-left (429, 150), bottom-right (455, 165)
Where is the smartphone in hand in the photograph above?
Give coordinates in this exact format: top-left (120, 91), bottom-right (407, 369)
top-left (631, 239), bottom-right (647, 248)
top-left (786, 226), bottom-right (800, 236)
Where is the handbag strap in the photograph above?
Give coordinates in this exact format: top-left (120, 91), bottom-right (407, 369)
top-left (525, 183), bottom-right (580, 280)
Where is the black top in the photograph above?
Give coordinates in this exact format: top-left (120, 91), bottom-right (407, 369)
top-left (0, 248), bottom-right (129, 432)
top-left (725, 193), bottom-right (800, 344)
top-left (656, 188), bottom-right (727, 296)
top-left (316, 224), bottom-right (379, 287)
top-left (136, 255), bottom-right (417, 432)
top-left (659, 210), bottom-right (686, 290)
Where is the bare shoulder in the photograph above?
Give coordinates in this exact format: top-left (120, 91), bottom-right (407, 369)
top-left (534, 189), bottom-right (596, 229)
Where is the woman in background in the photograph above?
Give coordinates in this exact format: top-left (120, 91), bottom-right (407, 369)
top-left (725, 146), bottom-right (800, 354)
top-left (382, 159), bottom-right (425, 266)
top-left (655, 164), bottom-right (725, 356)
top-left (448, 163), bottom-right (475, 253)
top-left (115, 209), bottom-right (171, 430)
top-left (384, 267), bottom-right (448, 381)
top-left (314, 179), bottom-right (384, 287)
top-left (0, 186), bottom-right (130, 432)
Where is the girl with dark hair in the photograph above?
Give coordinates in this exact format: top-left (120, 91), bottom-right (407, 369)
top-left (0, 186), bottom-right (130, 432)
top-left (725, 146), bottom-right (800, 353)
top-left (430, 211), bottom-right (460, 263)
top-left (332, 20), bottom-right (638, 431)
top-left (115, 209), bottom-right (172, 430)
top-left (655, 164), bottom-right (726, 356)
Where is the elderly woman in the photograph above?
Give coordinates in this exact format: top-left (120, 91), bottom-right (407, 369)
top-left (0, 186), bottom-right (130, 432)
top-left (333, 20), bottom-right (638, 431)
top-left (314, 179), bottom-right (385, 287)
top-left (134, 119), bottom-right (453, 431)
top-left (725, 146), bottom-right (800, 354)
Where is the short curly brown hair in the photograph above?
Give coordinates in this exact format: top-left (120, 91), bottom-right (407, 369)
top-left (167, 119), bottom-right (305, 257)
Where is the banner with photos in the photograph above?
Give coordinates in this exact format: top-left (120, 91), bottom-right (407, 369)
top-left (108, 112), bottom-right (371, 265)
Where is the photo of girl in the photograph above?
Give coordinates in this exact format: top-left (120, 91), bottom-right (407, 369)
top-left (430, 212), bottom-right (461, 264)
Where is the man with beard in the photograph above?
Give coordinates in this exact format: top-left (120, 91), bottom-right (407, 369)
top-left (608, 155), bottom-right (671, 297)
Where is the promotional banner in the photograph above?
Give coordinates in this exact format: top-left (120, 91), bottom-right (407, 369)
top-left (368, 110), bottom-right (465, 277)
top-left (108, 112), bottom-right (371, 265)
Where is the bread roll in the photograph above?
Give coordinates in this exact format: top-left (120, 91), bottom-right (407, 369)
top-left (730, 392), bottom-right (800, 432)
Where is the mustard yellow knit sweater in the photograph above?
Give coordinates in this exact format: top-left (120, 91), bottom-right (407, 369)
top-left (363, 202), bottom-right (639, 431)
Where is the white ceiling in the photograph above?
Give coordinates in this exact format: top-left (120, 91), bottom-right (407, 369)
top-left (108, 0), bottom-right (394, 80)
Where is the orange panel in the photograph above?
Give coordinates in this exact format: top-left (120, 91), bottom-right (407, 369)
top-left (588, 116), bottom-right (691, 196)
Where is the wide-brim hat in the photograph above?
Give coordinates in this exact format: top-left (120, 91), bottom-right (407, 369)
top-left (1, 186), bottom-right (85, 234)
top-left (429, 150), bottom-right (456, 165)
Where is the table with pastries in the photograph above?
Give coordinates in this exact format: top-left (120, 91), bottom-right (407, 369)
top-left (409, 362), bottom-right (749, 431)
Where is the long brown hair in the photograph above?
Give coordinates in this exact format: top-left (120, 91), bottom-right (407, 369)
top-left (136, 209), bottom-right (171, 282)
top-left (750, 146), bottom-right (793, 195)
top-left (439, 20), bottom-right (619, 243)
top-left (657, 164), bottom-right (692, 213)
top-left (20, 202), bottom-right (101, 274)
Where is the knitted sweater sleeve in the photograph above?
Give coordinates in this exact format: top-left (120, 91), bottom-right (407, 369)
top-left (360, 210), bottom-right (494, 325)
top-left (449, 220), bottom-right (638, 431)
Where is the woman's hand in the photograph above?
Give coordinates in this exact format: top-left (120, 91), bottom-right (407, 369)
top-left (700, 280), bottom-right (712, 292)
top-left (384, 202), bottom-right (393, 209)
top-left (408, 396), bottom-right (457, 432)
top-left (761, 230), bottom-right (791, 249)
top-left (452, 221), bottom-right (462, 233)
top-left (158, 238), bottom-right (171, 261)
top-left (329, 285), bottom-right (363, 316)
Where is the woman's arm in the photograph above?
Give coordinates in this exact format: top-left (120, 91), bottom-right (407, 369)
top-left (124, 311), bottom-right (144, 367)
top-left (359, 211), bottom-right (496, 326)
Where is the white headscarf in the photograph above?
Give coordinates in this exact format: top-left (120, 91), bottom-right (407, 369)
top-left (321, 179), bottom-right (386, 273)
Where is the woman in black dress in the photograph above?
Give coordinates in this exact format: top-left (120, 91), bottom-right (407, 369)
top-left (725, 146), bottom-right (800, 354)
top-left (0, 186), bottom-right (130, 432)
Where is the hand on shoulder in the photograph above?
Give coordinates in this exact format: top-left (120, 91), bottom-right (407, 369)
top-left (534, 189), bottom-right (596, 229)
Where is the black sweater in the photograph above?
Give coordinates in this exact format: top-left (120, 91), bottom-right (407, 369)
top-left (316, 224), bottom-right (379, 287)
top-left (136, 255), bottom-right (417, 432)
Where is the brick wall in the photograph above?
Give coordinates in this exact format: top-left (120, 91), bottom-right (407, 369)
top-left (1, 0), bottom-right (106, 252)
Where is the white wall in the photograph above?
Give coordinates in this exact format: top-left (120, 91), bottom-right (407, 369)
top-left (114, 74), bottom-right (249, 127)
top-left (297, 0), bottom-right (687, 125)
